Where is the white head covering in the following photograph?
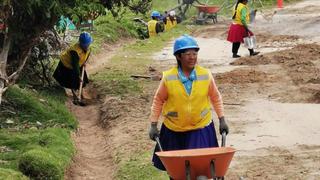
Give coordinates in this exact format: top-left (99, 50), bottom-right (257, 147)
top-left (169, 10), bottom-right (175, 16)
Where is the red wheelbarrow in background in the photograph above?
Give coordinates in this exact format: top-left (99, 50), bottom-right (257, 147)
top-left (194, 5), bottom-right (220, 24)
top-left (155, 133), bottom-right (236, 180)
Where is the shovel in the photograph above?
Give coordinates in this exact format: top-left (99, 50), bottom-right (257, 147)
top-left (73, 65), bottom-right (86, 106)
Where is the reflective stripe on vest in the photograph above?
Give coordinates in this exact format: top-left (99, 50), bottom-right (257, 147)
top-left (233, 3), bottom-right (250, 26)
top-left (148, 20), bottom-right (158, 37)
top-left (162, 65), bottom-right (212, 132)
top-left (60, 43), bottom-right (90, 69)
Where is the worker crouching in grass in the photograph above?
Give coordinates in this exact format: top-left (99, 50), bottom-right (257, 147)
top-left (148, 35), bottom-right (229, 179)
top-left (227, 0), bottom-right (260, 58)
top-left (148, 11), bottom-right (164, 37)
top-left (53, 32), bottom-right (92, 106)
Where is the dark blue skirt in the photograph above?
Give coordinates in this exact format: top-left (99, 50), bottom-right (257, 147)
top-left (152, 121), bottom-right (219, 171)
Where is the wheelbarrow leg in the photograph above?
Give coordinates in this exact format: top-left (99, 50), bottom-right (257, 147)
top-left (210, 160), bottom-right (217, 180)
top-left (185, 160), bottom-right (191, 180)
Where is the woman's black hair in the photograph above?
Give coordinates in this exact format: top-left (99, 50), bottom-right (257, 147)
top-left (232, 0), bottom-right (247, 19)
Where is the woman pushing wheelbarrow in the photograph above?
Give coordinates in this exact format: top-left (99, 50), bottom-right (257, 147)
top-left (148, 35), bottom-right (231, 179)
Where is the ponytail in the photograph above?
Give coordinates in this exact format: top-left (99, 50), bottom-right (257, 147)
top-left (232, 1), bottom-right (241, 19)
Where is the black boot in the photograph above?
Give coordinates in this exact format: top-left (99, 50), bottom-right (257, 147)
top-left (232, 42), bottom-right (241, 58)
top-left (233, 54), bottom-right (241, 58)
top-left (249, 49), bottom-right (260, 56)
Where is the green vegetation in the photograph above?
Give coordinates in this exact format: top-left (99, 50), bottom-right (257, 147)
top-left (1, 86), bottom-right (77, 129)
top-left (117, 152), bottom-right (167, 180)
top-left (0, 128), bottom-right (74, 180)
top-left (0, 168), bottom-right (28, 180)
top-left (91, 13), bottom-right (139, 53)
top-left (0, 86), bottom-right (76, 179)
top-left (92, 24), bottom-right (192, 97)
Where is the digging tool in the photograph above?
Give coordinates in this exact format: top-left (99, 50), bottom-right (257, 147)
top-left (73, 52), bottom-right (91, 106)
top-left (77, 65), bottom-right (86, 106)
top-left (72, 65), bottom-right (86, 106)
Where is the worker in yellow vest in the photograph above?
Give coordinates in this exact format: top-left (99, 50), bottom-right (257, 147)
top-left (227, 0), bottom-right (259, 58)
top-left (164, 10), bottom-right (177, 31)
top-left (53, 32), bottom-right (92, 105)
top-left (148, 11), bottom-right (163, 37)
top-left (148, 35), bottom-right (229, 173)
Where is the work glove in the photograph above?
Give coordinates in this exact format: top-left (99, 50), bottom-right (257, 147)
top-left (148, 122), bottom-right (159, 141)
top-left (219, 116), bottom-right (229, 135)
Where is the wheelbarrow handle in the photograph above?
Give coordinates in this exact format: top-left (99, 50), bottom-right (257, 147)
top-left (221, 131), bottom-right (227, 147)
top-left (155, 136), bottom-right (163, 152)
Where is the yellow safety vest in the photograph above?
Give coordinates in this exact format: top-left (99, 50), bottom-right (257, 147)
top-left (165, 17), bottom-right (177, 31)
top-left (233, 3), bottom-right (250, 25)
top-left (148, 20), bottom-right (158, 37)
top-left (162, 65), bottom-right (212, 132)
top-left (60, 43), bottom-right (90, 69)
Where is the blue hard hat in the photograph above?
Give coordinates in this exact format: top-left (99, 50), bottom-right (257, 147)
top-left (173, 35), bottom-right (199, 55)
top-left (151, 11), bottom-right (161, 18)
top-left (79, 32), bottom-right (93, 47)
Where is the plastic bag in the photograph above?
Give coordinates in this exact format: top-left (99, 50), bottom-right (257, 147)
top-left (243, 35), bottom-right (257, 49)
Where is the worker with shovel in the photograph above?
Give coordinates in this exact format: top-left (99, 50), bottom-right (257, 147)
top-left (53, 32), bottom-right (92, 106)
top-left (227, 0), bottom-right (260, 58)
top-left (148, 35), bottom-right (229, 176)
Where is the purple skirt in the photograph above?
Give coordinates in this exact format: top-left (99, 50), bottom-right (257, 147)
top-left (152, 121), bottom-right (219, 171)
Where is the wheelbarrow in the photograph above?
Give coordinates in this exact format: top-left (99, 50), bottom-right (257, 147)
top-left (155, 132), bottom-right (236, 180)
top-left (194, 5), bottom-right (220, 24)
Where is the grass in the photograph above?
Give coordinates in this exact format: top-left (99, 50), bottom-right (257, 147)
top-left (0, 168), bottom-right (28, 180)
top-left (0, 85), bottom-right (76, 179)
top-left (0, 128), bottom-right (74, 179)
top-left (91, 13), bottom-right (139, 53)
top-left (1, 85), bottom-right (77, 129)
top-left (116, 152), bottom-right (167, 180)
top-left (92, 23), bottom-right (193, 97)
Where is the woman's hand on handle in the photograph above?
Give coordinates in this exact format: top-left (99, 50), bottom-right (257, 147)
top-left (149, 122), bottom-right (159, 141)
top-left (219, 116), bottom-right (229, 135)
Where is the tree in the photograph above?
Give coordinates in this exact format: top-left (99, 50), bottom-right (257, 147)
top-left (0, 0), bottom-right (152, 104)
top-left (0, 0), bottom-right (78, 104)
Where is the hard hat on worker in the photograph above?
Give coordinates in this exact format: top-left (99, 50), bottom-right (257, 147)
top-left (173, 35), bottom-right (199, 55)
top-left (151, 11), bottom-right (161, 18)
top-left (79, 32), bottom-right (93, 48)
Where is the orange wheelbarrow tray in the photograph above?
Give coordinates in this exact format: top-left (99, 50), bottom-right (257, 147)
top-left (156, 147), bottom-right (236, 180)
top-left (194, 5), bottom-right (220, 14)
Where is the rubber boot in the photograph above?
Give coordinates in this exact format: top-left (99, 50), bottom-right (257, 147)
top-left (249, 49), bottom-right (260, 56)
top-left (232, 42), bottom-right (241, 58)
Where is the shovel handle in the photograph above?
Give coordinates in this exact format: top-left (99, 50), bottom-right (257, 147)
top-left (221, 131), bottom-right (227, 147)
top-left (155, 136), bottom-right (163, 152)
top-left (78, 66), bottom-right (85, 101)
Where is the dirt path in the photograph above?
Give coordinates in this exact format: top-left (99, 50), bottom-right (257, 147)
top-left (64, 41), bottom-right (133, 180)
top-left (65, 98), bottom-right (114, 180)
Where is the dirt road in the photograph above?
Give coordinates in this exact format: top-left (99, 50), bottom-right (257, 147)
top-left (66, 0), bottom-right (320, 179)
top-left (154, 0), bottom-right (320, 179)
